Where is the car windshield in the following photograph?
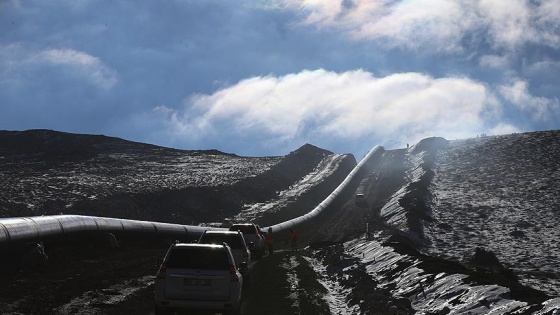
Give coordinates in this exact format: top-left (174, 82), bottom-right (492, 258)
top-left (200, 233), bottom-right (243, 248)
top-left (167, 247), bottom-right (230, 270)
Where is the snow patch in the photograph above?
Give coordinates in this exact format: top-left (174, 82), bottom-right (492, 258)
top-left (281, 255), bottom-right (301, 310)
top-left (302, 255), bottom-right (359, 315)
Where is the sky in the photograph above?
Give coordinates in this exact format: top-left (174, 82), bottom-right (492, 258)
top-left (1, 0), bottom-right (560, 158)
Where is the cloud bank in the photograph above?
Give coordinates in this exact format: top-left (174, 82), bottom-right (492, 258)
top-left (154, 69), bottom-right (515, 156)
top-left (284, 0), bottom-right (560, 52)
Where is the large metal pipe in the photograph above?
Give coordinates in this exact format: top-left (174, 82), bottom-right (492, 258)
top-left (263, 145), bottom-right (384, 233)
top-left (0, 215), bottom-right (215, 246)
top-left (0, 145), bottom-right (383, 246)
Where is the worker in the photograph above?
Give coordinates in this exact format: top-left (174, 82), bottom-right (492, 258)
top-left (266, 227), bottom-right (274, 255)
top-left (289, 228), bottom-right (298, 252)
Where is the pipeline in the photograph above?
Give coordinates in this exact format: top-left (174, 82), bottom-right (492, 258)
top-left (0, 215), bottom-right (213, 246)
top-left (0, 145), bottom-right (383, 246)
top-left (262, 145), bottom-right (384, 233)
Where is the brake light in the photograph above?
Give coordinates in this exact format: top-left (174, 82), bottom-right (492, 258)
top-left (230, 265), bottom-right (239, 282)
top-left (156, 262), bottom-right (167, 279)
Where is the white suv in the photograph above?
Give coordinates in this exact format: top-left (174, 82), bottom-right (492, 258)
top-left (198, 230), bottom-right (251, 271)
top-left (229, 223), bottom-right (266, 258)
top-left (154, 243), bottom-right (242, 315)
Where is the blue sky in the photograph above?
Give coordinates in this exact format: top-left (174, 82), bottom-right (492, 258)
top-left (2, 0), bottom-right (559, 158)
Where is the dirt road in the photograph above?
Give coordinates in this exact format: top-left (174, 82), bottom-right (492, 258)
top-left (1, 236), bottom-right (411, 315)
top-left (0, 241), bottom-right (331, 315)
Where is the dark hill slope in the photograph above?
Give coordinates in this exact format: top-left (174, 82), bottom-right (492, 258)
top-left (69, 143), bottom-right (348, 224)
top-left (0, 130), bottom-right (353, 225)
top-left (0, 129), bottom-right (187, 160)
top-left (341, 130), bottom-right (560, 299)
top-left (424, 130), bottom-right (560, 296)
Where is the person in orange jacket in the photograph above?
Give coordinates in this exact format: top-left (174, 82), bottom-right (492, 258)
top-left (289, 228), bottom-right (298, 252)
top-left (266, 227), bottom-right (274, 255)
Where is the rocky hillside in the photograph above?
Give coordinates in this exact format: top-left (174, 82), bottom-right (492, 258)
top-left (344, 130), bottom-right (560, 312)
top-left (0, 129), bottom-right (356, 225)
top-left (1, 129), bottom-right (559, 314)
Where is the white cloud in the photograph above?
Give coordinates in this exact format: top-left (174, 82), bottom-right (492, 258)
top-left (39, 49), bottom-right (97, 66)
top-left (489, 123), bottom-right (522, 136)
top-left (34, 49), bottom-right (118, 89)
top-left (158, 69), bottom-right (500, 151)
top-left (479, 54), bottom-right (511, 69)
top-left (477, 0), bottom-right (531, 49)
top-left (525, 59), bottom-right (560, 76)
top-left (283, 0), bottom-right (560, 52)
top-left (498, 79), bottom-right (559, 120)
top-left (535, 1), bottom-right (560, 47)
top-left (1, 46), bottom-right (117, 90)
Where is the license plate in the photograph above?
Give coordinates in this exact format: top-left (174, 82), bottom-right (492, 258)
top-left (184, 278), bottom-right (210, 286)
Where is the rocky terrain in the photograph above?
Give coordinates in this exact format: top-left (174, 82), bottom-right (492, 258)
top-left (425, 132), bottom-right (560, 297)
top-left (1, 129), bottom-right (560, 314)
top-left (346, 131), bottom-right (560, 314)
top-left (0, 129), bottom-right (353, 225)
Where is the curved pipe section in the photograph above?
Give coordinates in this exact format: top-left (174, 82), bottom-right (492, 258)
top-left (0, 145), bottom-right (383, 246)
top-left (263, 145), bottom-right (384, 233)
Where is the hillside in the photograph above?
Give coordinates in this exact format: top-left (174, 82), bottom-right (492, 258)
top-left (0, 129), bottom-right (355, 225)
top-left (362, 131), bottom-right (560, 297)
top-left (335, 130), bottom-right (560, 314)
top-left (270, 130), bottom-right (560, 314)
top-left (1, 129), bottom-right (559, 314)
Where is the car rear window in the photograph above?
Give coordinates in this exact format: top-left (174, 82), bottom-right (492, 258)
top-left (200, 233), bottom-right (243, 249)
top-left (166, 247), bottom-right (230, 270)
top-left (230, 225), bottom-right (256, 234)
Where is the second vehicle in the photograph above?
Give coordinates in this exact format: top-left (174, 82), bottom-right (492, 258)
top-left (198, 230), bottom-right (251, 271)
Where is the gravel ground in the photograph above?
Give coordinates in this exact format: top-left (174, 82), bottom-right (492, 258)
top-left (0, 241), bottom-right (388, 315)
